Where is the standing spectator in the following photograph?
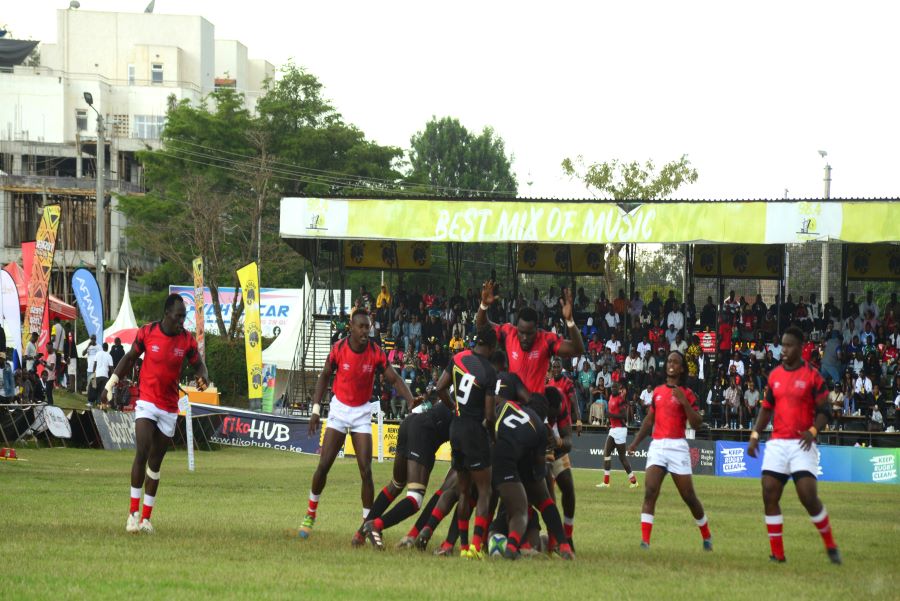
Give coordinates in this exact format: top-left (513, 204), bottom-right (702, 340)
top-left (718, 315), bottom-right (734, 356)
top-left (45, 348), bottom-right (57, 405)
top-left (24, 332), bottom-right (39, 373)
top-left (823, 296), bottom-right (841, 327)
top-left (751, 295), bottom-right (767, 326)
top-left (110, 337), bottom-right (126, 371)
top-left (843, 293), bottom-right (859, 322)
top-left (663, 290), bottom-right (679, 316)
top-left (723, 290), bottom-right (740, 315)
top-left (685, 335), bottom-right (702, 393)
top-left (577, 361), bottom-right (596, 420)
top-left (700, 296), bottom-right (717, 331)
top-left (613, 289), bottom-right (628, 322)
top-left (0, 352), bottom-right (14, 402)
top-left (624, 348), bottom-right (644, 389)
top-left (0, 321), bottom-right (5, 355)
top-left (33, 371), bottom-right (48, 403)
top-left (83, 334), bottom-right (98, 394)
top-left (604, 305), bottom-right (620, 335)
top-left (629, 291), bottom-right (644, 327)
top-left (684, 301), bottom-right (697, 335)
top-left (94, 342), bottom-right (114, 409)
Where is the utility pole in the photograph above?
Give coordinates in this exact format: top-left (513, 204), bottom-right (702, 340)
top-left (819, 151), bottom-right (831, 308)
top-left (85, 92), bottom-right (106, 314)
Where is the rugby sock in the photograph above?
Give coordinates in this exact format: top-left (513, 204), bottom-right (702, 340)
top-left (472, 516), bottom-right (490, 551)
top-left (537, 498), bottom-right (566, 550)
top-left (641, 513), bottom-right (654, 544)
top-left (507, 531), bottom-right (522, 553)
top-left (425, 505), bottom-right (447, 531)
top-left (696, 514), bottom-right (711, 540)
top-left (603, 471), bottom-right (610, 485)
top-left (810, 508), bottom-right (837, 550)
top-left (765, 514), bottom-right (785, 560)
top-left (129, 486), bottom-right (141, 514)
top-left (141, 494), bottom-right (155, 520)
top-left (379, 494), bottom-right (422, 530)
top-left (457, 519), bottom-right (470, 549)
top-left (627, 472), bottom-right (637, 484)
top-left (369, 486), bottom-right (396, 520)
top-left (563, 517), bottom-right (574, 541)
top-left (408, 490), bottom-right (442, 537)
top-left (362, 507), bottom-right (370, 520)
top-left (444, 517), bottom-right (460, 545)
top-left (307, 492), bottom-right (320, 518)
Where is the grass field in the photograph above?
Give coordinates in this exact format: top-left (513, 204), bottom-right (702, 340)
top-left (1, 446), bottom-right (897, 601)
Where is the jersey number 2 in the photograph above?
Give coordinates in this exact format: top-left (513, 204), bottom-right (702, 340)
top-left (502, 409), bottom-right (530, 429)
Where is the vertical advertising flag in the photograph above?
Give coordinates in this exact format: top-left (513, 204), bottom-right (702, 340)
top-left (0, 269), bottom-right (22, 365)
top-left (192, 257), bottom-right (205, 360)
top-left (22, 206), bottom-right (61, 354)
top-left (237, 262), bottom-right (263, 401)
top-left (72, 268), bottom-right (104, 341)
top-left (261, 364), bottom-right (277, 413)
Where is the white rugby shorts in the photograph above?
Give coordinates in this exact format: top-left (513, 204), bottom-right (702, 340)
top-left (135, 400), bottom-right (178, 438)
top-left (325, 396), bottom-right (373, 434)
top-left (762, 438), bottom-right (819, 477)
top-left (607, 426), bottom-right (627, 446)
top-left (646, 438), bottom-right (692, 475)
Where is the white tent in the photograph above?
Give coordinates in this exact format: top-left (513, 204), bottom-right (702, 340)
top-left (77, 279), bottom-right (139, 355)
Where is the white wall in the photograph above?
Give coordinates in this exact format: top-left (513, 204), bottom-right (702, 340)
top-left (215, 40), bottom-right (248, 89)
top-left (0, 69), bottom-right (66, 143)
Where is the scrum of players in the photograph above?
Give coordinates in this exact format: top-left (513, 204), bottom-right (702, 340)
top-left (300, 282), bottom-right (842, 564)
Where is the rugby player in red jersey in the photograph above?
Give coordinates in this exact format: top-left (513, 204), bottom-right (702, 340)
top-left (747, 326), bottom-right (841, 565)
top-left (438, 327), bottom-right (498, 559)
top-left (628, 351), bottom-right (713, 551)
top-left (475, 280), bottom-right (585, 399)
top-left (597, 382), bottom-right (639, 488)
top-left (102, 294), bottom-right (209, 534)
top-left (299, 308), bottom-right (416, 543)
top-left (546, 358), bottom-right (579, 548)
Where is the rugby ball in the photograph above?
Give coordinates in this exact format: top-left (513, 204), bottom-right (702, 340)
top-left (488, 533), bottom-right (507, 558)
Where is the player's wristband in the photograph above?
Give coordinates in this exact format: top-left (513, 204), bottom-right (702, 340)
top-left (566, 319), bottom-right (576, 329)
top-left (750, 430), bottom-right (759, 441)
top-left (479, 302), bottom-right (489, 311)
top-left (312, 403), bottom-right (321, 416)
top-left (104, 373), bottom-right (119, 395)
top-left (808, 426), bottom-right (818, 438)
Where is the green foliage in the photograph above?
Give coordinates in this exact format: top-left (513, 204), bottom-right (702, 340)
top-left (202, 334), bottom-right (249, 406)
top-left (561, 154), bottom-right (698, 200)
top-left (409, 116), bottom-right (517, 196)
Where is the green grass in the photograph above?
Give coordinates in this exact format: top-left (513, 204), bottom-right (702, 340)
top-left (1, 448), bottom-right (897, 601)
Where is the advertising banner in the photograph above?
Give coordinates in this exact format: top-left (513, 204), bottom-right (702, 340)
top-left (22, 206), bottom-right (61, 355)
top-left (344, 240), bottom-right (431, 271)
top-left (281, 198), bottom-right (900, 245)
top-left (569, 430), bottom-right (716, 475)
top-left (29, 405), bottom-right (72, 438)
top-left (694, 245), bottom-right (784, 279)
top-left (698, 330), bottom-right (718, 355)
top-left (715, 440), bottom-right (765, 478)
top-left (192, 403), bottom-right (320, 454)
top-left (0, 269), bottom-right (22, 365)
top-left (261, 364), bottom-right (276, 413)
top-left (192, 257), bottom-right (205, 359)
top-left (517, 244), bottom-right (605, 275)
top-left (92, 409), bottom-right (137, 450)
top-left (72, 268), bottom-right (104, 342)
top-left (846, 244), bottom-right (900, 280)
top-left (169, 286), bottom-right (302, 337)
top-left (236, 263), bottom-right (263, 401)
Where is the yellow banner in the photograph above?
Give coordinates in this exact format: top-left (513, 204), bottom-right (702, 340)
top-left (344, 240), bottom-right (432, 271)
top-left (236, 262), bottom-right (263, 400)
top-left (846, 244), bottom-right (900, 280)
top-left (192, 257), bottom-right (205, 360)
top-left (319, 420), bottom-right (452, 461)
top-left (22, 205), bottom-right (61, 349)
top-left (693, 245), bottom-right (784, 279)
top-left (282, 198), bottom-right (900, 245)
top-left (517, 244), bottom-right (604, 274)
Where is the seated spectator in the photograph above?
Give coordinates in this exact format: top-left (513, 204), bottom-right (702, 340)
top-left (728, 351), bottom-right (745, 377)
top-left (664, 324), bottom-right (678, 347)
top-left (637, 335), bottom-right (653, 360)
top-left (588, 332), bottom-right (604, 355)
top-left (868, 403), bottom-right (884, 432)
top-left (670, 332), bottom-right (688, 355)
top-left (667, 306), bottom-right (685, 335)
top-left (743, 379), bottom-right (760, 428)
top-left (624, 349), bottom-right (644, 388)
top-left (853, 371), bottom-right (874, 413)
top-left (828, 382), bottom-right (845, 423)
top-left (605, 333), bottom-right (622, 356)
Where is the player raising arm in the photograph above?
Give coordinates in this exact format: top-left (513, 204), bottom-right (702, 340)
top-left (103, 294), bottom-right (208, 535)
top-left (628, 351), bottom-right (712, 551)
top-left (747, 326), bottom-right (841, 565)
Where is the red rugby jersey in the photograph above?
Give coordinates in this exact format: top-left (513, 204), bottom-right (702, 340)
top-left (547, 382), bottom-right (572, 431)
top-left (650, 384), bottom-right (698, 440)
top-left (549, 374), bottom-right (577, 426)
top-left (608, 394), bottom-right (626, 428)
top-left (494, 322), bottom-right (562, 394)
top-left (133, 322), bottom-right (200, 412)
top-left (762, 362), bottom-right (826, 440)
top-left (328, 339), bottom-right (387, 407)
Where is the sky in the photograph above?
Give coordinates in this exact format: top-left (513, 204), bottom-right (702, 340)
top-left (6, 0), bottom-right (900, 200)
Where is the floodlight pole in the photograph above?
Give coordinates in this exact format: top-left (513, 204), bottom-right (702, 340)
top-left (85, 94), bottom-right (107, 314)
top-left (820, 162), bottom-right (832, 309)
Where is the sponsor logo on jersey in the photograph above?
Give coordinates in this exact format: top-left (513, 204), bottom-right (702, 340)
top-left (151, 344), bottom-right (160, 353)
top-left (362, 363), bottom-right (374, 373)
top-left (342, 363), bottom-right (350, 371)
top-left (174, 348), bottom-right (185, 357)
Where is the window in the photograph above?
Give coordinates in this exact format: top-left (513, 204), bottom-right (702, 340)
top-left (128, 64), bottom-right (135, 86)
top-left (151, 63), bottom-right (163, 84)
top-left (76, 109), bottom-right (87, 132)
top-left (132, 115), bottom-right (166, 139)
top-left (111, 114), bottom-right (129, 138)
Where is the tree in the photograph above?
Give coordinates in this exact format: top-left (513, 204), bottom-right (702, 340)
top-left (561, 155), bottom-right (699, 299)
top-left (409, 116), bottom-right (517, 196)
